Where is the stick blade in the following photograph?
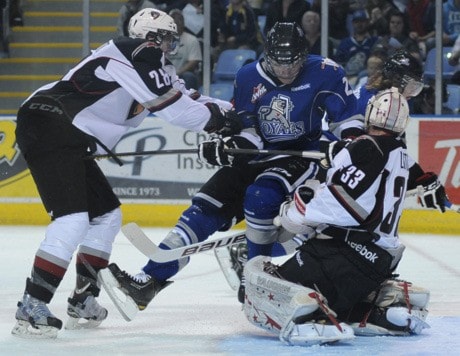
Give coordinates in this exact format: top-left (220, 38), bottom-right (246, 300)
top-left (121, 222), bottom-right (159, 258)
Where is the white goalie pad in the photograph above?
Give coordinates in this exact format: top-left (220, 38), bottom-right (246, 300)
top-left (243, 256), bottom-right (355, 345)
top-left (366, 279), bottom-right (430, 309)
top-left (98, 268), bottom-right (138, 322)
top-left (353, 279), bottom-right (430, 336)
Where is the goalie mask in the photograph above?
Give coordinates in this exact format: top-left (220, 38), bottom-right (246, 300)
top-left (365, 87), bottom-right (410, 135)
top-left (382, 50), bottom-right (424, 99)
top-left (264, 22), bottom-right (308, 83)
top-left (128, 8), bottom-right (178, 52)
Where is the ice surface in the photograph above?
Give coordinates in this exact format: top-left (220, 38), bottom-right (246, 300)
top-left (1, 226), bottom-right (459, 355)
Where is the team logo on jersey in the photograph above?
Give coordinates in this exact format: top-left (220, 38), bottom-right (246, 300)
top-left (251, 83), bottom-right (267, 103)
top-left (0, 119), bottom-right (29, 187)
top-left (258, 94), bottom-right (304, 142)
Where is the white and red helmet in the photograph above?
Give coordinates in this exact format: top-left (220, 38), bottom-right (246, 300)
top-left (365, 87), bottom-right (410, 135)
top-left (128, 8), bottom-right (178, 45)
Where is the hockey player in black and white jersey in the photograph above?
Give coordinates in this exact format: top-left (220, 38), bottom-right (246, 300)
top-left (11, 8), bottom-right (240, 339)
top-left (243, 88), bottom-right (431, 344)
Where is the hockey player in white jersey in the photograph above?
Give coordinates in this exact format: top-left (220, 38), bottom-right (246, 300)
top-left (12, 8), bottom-right (240, 339)
top-left (97, 22), bottom-right (365, 314)
top-left (256, 88), bottom-right (432, 342)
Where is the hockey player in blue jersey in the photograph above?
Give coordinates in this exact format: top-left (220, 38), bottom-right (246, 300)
top-left (99, 22), bottom-right (364, 313)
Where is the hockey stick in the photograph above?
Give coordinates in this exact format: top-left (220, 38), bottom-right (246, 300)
top-left (87, 148), bottom-right (326, 160)
top-left (121, 222), bottom-right (246, 263)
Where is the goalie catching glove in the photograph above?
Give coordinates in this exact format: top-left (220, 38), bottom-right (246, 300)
top-left (203, 103), bottom-right (242, 136)
top-left (277, 180), bottom-right (321, 235)
top-left (415, 172), bottom-right (448, 213)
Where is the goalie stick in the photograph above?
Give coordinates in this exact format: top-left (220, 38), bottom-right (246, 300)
top-left (121, 222), bottom-right (246, 263)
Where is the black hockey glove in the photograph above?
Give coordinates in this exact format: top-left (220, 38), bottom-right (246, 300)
top-left (203, 103), bottom-right (242, 137)
top-left (198, 137), bottom-right (236, 166)
top-left (415, 172), bottom-right (448, 213)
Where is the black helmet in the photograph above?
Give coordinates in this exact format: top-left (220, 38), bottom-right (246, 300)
top-left (382, 50), bottom-right (423, 81)
top-left (382, 50), bottom-right (424, 98)
top-left (265, 22), bottom-right (308, 64)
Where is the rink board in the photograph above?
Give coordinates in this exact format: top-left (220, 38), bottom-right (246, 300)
top-left (1, 115), bottom-right (459, 234)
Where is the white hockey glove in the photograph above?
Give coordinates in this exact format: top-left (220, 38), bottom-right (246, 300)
top-left (415, 172), bottom-right (448, 213)
top-left (277, 180), bottom-right (320, 235)
top-left (319, 139), bottom-right (351, 169)
top-left (203, 103), bottom-right (242, 137)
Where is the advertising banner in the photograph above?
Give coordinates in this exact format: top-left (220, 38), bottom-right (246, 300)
top-left (1, 115), bottom-right (459, 232)
top-left (418, 120), bottom-right (460, 203)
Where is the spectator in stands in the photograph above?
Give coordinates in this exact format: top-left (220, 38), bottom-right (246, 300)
top-left (263, 0), bottom-right (310, 35)
top-left (372, 10), bottom-right (422, 62)
top-left (168, 9), bottom-right (202, 89)
top-left (334, 9), bottom-right (379, 82)
top-left (353, 51), bottom-right (386, 90)
top-left (117, 0), bottom-right (158, 37)
top-left (301, 10), bottom-right (333, 57)
top-left (406, 0), bottom-right (435, 59)
top-left (365, 0), bottom-right (399, 36)
top-left (442, 0), bottom-right (460, 47)
top-left (182, 0), bottom-right (221, 49)
top-left (218, 0), bottom-right (263, 55)
top-left (311, 0), bottom-right (350, 45)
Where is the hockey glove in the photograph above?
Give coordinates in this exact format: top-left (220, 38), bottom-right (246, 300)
top-left (198, 137), bottom-right (235, 166)
top-left (203, 103), bottom-right (242, 137)
top-left (319, 139), bottom-right (351, 169)
top-left (415, 172), bottom-right (448, 213)
top-left (277, 180), bottom-right (320, 235)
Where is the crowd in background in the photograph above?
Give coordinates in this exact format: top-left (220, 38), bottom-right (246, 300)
top-left (114, 1), bottom-right (460, 101)
top-left (2, 0), bottom-right (460, 113)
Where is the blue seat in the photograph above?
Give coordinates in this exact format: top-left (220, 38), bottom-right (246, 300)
top-left (424, 47), bottom-right (460, 81)
top-left (444, 84), bottom-right (460, 114)
top-left (199, 83), bottom-right (234, 102)
top-left (213, 49), bottom-right (257, 82)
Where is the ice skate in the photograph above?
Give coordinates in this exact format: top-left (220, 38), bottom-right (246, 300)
top-left (98, 263), bottom-right (172, 321)
top-left (215, 242), bottom-right (248, 292)
top-left (65, 290), bottom-right (108, 330)
top-left (11, 292), bottom-right (62, 339)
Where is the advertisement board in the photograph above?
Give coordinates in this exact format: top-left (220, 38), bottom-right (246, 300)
top-left (1, 115), bottom-right (459, 232)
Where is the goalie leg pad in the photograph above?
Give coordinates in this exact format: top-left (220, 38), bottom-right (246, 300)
top-left (353, 278), bottom-right (430, 336)
top-left (243, 256), bottom-right (354, 345)
top-left (367, 278), bottom-right (430, 309)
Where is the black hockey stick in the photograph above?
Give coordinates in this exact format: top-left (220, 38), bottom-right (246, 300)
top-left (87, 148), bottom-right (326, 160)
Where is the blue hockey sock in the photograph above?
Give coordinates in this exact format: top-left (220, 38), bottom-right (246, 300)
top-left (247, 239), bottom-right (273, 259)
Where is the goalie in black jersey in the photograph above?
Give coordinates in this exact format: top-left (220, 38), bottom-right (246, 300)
top-left (11, 8), bottom-right (240, 339)
top-left (241, 88), bottom-right (434, 344)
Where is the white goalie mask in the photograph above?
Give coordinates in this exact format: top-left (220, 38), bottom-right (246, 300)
top-left (128, 8), bottom-right (178, 51)
top-left (364, 87), bottom-right (410, 135)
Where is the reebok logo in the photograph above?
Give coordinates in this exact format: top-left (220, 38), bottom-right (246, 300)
top-left (347, 240), bottom-right (378, 263)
